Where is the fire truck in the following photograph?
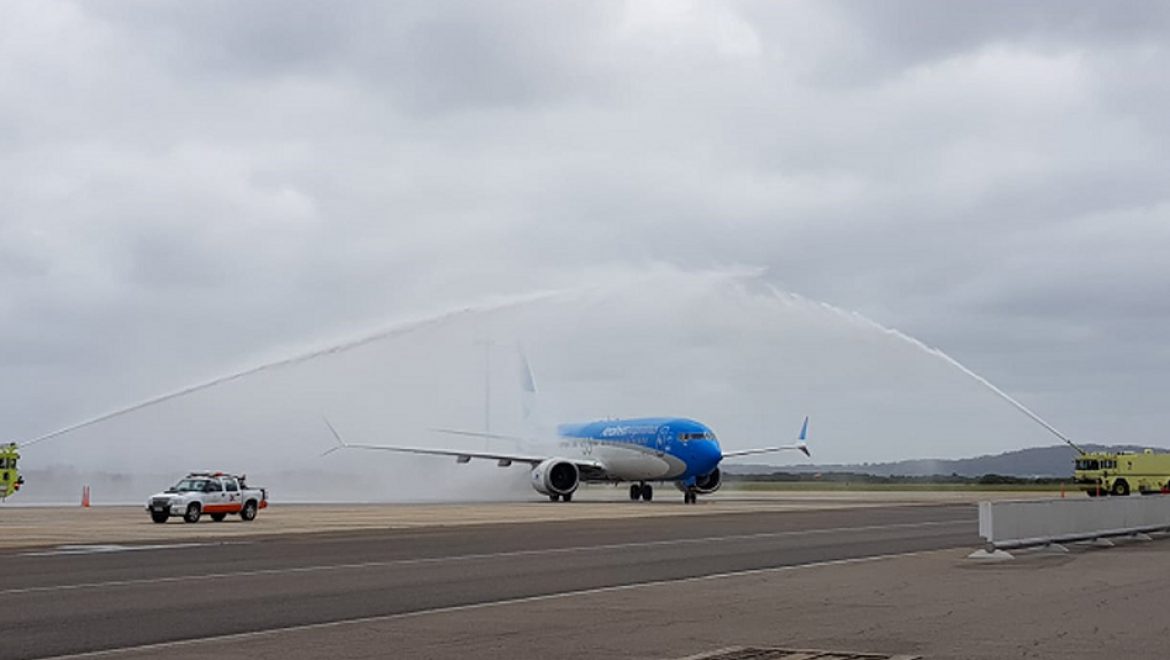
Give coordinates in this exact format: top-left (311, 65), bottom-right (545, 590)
top-left (0, 443), bottom-right (24, 500)
top-left (1074, 449), bottom-right (1170, 496)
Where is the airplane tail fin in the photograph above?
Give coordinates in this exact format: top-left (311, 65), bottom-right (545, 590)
top-left (517, 344), bottom-right (537, 421)
top-left (423, 346), bottom-right (540, 451)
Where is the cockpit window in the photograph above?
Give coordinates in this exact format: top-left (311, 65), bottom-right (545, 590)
top-left (680, 432), bottom-right (715, 441)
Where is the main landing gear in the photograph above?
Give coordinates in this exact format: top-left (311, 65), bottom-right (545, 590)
top-left (548, 492), bottom-right (574, 502)
top-left (629, 483), bottom-right (654, 502)
top-left (683, 490), bottom-right (698, 505)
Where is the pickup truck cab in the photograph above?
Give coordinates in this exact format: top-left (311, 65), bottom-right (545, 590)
top-left (146, 472), bottom-right (268, 523)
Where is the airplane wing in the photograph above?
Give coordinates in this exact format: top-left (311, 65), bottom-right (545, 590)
top-left (322, 420), bottom-right (610, 478)
top-left (329, 441), bottom-right (549, 465)
top-left (722, 416), bottom-right (812, 459)
top-left (722, 444), bottom-right (810, 458)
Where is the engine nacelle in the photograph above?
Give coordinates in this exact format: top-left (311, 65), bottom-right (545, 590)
top-left (693, 468), bottom-right (722, 494)
top-left (530, 458), bottom-right (579, 496)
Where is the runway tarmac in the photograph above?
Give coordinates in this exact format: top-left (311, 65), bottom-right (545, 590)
top-left (1, 502), bottom-right (976, 659)
top-left (136, 534), bottom-right (1163, 660)
top-left (0, 489), bottom-right (1052, 549)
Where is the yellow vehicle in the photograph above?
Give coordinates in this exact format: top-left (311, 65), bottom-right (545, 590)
top-left (1074, 449), bottom-right (1170, 496)
top-left (1, 443), bottom-right (24, 500)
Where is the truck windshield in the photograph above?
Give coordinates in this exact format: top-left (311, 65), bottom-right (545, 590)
top-left (171, 479), bottom-right (209, 492)
top-left (1075, 460), bottom-right (1100, 471)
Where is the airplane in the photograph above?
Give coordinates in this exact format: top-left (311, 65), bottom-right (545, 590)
top-left (323, 415), bottom-right (810, 505)
top-left (324, 347), bottom-right (811, 504)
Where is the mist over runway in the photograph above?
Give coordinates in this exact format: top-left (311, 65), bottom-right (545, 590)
top-left (14, 269), bottom-right (1072, 504)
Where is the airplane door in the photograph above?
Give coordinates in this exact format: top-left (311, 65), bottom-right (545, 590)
top-left (655, 426), bottom-right (670, 457)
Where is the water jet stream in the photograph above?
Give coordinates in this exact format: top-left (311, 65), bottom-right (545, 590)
top-left (766, 285), bottom-right (1084, 455)
top-left (19, 289), bottom-right (571, 449)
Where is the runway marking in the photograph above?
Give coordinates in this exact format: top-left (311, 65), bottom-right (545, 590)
top-left (38, 547), bottom-right (947, 659)
top-left (3, 518), bottom-right (969, 596)
top-left (20, 542), bottom-right (237, 557)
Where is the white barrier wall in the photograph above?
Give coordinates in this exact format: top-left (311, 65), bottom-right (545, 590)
top-left (979, 497), bottom-right (1170, 550)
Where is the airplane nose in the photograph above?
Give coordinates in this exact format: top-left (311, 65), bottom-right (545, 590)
top-left (701, 440), bottom-right (723, 471)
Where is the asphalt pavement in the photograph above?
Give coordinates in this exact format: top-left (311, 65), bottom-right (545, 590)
top-left (0, 503), bottom-right (976, 659)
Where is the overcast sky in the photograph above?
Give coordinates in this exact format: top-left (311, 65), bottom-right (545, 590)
top-left (3, 1), bottom-right (1169, 497)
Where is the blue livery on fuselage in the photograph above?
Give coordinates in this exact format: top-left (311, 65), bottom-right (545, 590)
top-left (557, 417), bottom-right (723, 483)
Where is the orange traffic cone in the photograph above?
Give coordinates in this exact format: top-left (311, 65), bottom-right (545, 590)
top-left (81, 485), bottom-right (90, 508)
top-left (1060, 483), bottom-right (1065, 499)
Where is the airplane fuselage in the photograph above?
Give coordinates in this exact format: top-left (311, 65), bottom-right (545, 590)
top-left (555, 417), bottom-right (722, 483)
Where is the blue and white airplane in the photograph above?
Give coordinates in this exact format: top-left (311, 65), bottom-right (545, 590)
top-left (325, 415), bottom-right (810, 505)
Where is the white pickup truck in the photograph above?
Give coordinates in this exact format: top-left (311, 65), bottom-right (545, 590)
top-left (146, 472), bottom-right (268, 523)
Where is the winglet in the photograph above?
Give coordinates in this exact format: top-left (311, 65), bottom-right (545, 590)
top-left (797, 416), bottom-right (810, 457)
top-left (321, 416), bottom-right (349, 456)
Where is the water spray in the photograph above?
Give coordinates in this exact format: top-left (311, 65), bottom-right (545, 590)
top-left (19, 288), bottom-right (574, 450)
top-left (765, 284), bottom-right (1086, 455)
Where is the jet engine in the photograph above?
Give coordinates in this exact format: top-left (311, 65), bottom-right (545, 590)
top-left (530, 458), bottom-right (579, 497)
top-left (693, 468), bottom-right (722, 494)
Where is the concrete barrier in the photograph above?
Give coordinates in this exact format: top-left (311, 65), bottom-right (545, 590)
top-left (974, 496), bottom-right (1170, 558)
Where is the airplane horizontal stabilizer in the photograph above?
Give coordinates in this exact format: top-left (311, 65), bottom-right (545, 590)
top-left (338, 442), bottom-right (548, 465)
top-left (431, 428), bottom-right (528, 442)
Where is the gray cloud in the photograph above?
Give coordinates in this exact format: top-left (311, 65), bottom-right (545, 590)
top-left (3, 1), bottom-right (1169, 499)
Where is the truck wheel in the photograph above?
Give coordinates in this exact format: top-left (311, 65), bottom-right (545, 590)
top-left (1111, 480), bottom-right (1130, 497)
top-left (183, 503), bottom-right (202, 523)
top-left (210, 513), bottom-right (227, 522)
top-left (150, 510), bottom-right (170, 523)
top-left (240, 500), bottom-right (258, 521)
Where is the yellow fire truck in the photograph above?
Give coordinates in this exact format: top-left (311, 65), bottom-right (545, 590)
top-left (1074, 449), bottom-right (1170, 496)
top-left (1, 443), bottom-right (24, 500)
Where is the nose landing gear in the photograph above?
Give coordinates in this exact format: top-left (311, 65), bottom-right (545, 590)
top-left (683, 490), bottom-right (698, 505)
